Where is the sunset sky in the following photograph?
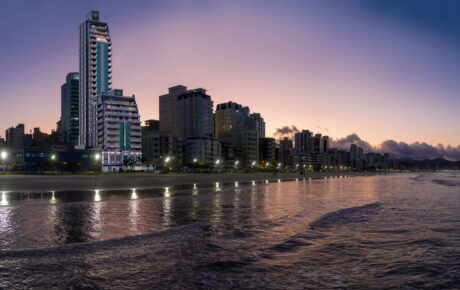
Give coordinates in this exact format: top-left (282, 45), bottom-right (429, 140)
top-left (1, 0), bottom-right (459, 148)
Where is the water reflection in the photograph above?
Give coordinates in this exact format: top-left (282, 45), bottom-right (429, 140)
top-left (53, 198), bottom-right (93, 244)
top-left (211, 192), bottom-right (223, 230)
top-left (131, 189), bottom-right (138, 200)
top-left (0, 176), bottom-right (385, 250)
top-left (129, 189), bottom-right (139, 233)
top-left (1, 192), bottom-right (7, 206)
top-left (0, 194), bottom-right (11, 237)
top-left (94, 190), bottom-right (101, 202)
top-left (91, 191), bottom-right (103, 239)
top-left (162, 192), bottom-right (172, 227)
top-left (50, 191), bottom-right (57, 204)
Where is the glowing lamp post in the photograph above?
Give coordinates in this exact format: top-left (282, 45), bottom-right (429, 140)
top-left (92, 153), bottom-right (101, 172)
top-left (1, 151), bottom-right (7, 174)
top-left (50, 154), bottom-right (57, 172)
top-left (164, 156), bottom-right (171, 172)
top-left (214, 159), bottom-right (221, 172)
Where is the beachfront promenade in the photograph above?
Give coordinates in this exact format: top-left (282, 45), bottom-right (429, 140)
top-left (0, 172), bottom-right (377, 192)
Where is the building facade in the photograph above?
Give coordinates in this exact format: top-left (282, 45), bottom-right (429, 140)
top-left (176, 88), bottom-right (214, 138)
top-left (142, 130), bottom-right (183, 169)
top-left (97, 89), bottom-right (142, 171)
top-left (215, 102), bottom-right (250, 138)
top-left (61, 72), bottom-right (80, 145)
top-left (79, 11), bottom-right (112, 148)
top-left (159, 85), bottom-right (187, 136)
top-left (184, 136), bottom-right (221, 165)
top-left (259, 137), bottom-right (276, 164)
top-left (215, 101), bottom-right (259, 167)
top-left (142, 119), bottom-right (160, 133)
top-left (249, 113), bottom-right (266, 138)
top-left (279, 137), bottom-right (294, 167)
top-left (5, 124), bottom-right (25, 148)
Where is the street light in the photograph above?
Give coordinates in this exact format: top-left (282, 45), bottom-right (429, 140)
top-left (94, 153), bottom-right (101, 161)
top-left (215, 159), bottom-right (221, 165)
top-left (251, 161), bottom-right (256, 168)
top-left (193, 158), bottom-right (198, 163)
top-left (1, 151), bottom-right (7, 174)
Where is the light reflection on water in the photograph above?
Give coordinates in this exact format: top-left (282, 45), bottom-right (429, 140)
top-left (2, 173), bottom-right (460, 289)
top-left (0, 176), bottom-right (381, 250)
top-left (1, 192), bottom-right (8, 206)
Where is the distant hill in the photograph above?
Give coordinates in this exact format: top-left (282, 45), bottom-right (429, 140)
top-left (398, 158), bottom-right (460, 170)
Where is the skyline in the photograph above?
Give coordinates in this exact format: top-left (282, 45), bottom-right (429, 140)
top-left (1, 0), bottom-right (460, 149)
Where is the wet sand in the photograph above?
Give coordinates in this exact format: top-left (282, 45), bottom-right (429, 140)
top-left (0, 172), bottom-right (377, 192)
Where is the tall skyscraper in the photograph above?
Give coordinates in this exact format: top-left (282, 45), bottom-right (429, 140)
top-left (79, 11), bottom-right (112, 148)
top-left (175, 88), bottom-right (214, 138)
top-left (61, 72), bottom-right (79, 145)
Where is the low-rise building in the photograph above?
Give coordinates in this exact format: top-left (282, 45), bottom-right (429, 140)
top-left (142, 130), bottom-right (182, 170)
top-left (184, 137), bottom-right (221, 166)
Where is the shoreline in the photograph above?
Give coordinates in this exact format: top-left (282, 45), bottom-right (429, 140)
top-left (0, 171), bottom-right (386, 192)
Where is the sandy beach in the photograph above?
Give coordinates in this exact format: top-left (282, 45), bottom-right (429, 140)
top-left (0, 171), bottom-right (379, 192)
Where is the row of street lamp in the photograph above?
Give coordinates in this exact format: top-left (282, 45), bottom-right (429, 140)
top-left (162, 156), bottom-right (352, 171)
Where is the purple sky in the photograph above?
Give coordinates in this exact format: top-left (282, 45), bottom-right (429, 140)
top-left (0, 0), bottom-right (459, 147)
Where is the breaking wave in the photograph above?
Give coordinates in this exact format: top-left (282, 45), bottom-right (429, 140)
top-left (310, 202), bottom-right (382, 230)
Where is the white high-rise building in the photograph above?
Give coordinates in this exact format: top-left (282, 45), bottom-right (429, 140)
top-left (97, 89), bottom-right (142, 171)
top-left (79, 11), bottom-right (112, 148)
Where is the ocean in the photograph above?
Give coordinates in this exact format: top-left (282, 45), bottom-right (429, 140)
top-left (0, 172), bottom-right (459, 288)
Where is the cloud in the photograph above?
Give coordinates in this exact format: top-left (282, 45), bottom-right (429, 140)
top-left (330, 133), bottom-right (374, 152)
top-left (379, 140), bottom-right (460, 161)
top-left (332, 133), bottom-right (460, 161)
top-left (273, 125), bottom-right (299, 140)
top-left (273, 128), bottom-right (460, 161)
